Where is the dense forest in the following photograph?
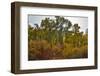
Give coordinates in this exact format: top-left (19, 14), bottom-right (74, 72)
top-left (28, 16), bottom-right (88, 60)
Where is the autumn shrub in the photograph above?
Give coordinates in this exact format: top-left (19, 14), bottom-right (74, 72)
top-left (28, 40), bottom-right (88, 60)
top-left (79, 45), bottom-right (88, 58)
top-left (69, 47), bottom-right (82, 58)
top-left (51, 44), bottom-right (64, 59)
top-left (63, 43), bottom-right (74, 58)
top-left (29, 40), bottom-right (65, 60)
top-left (62, 43), bottom-right (88, 59)
top-left (65, 45), bottom-right (88, 58)
top-left (28, 40), bottom-right (52, 60)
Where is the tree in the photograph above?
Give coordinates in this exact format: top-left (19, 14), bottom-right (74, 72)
top-left (72, 24), bottom-right (80, 33)
top-left (55, 16), bottom-right (72, 44)
top-left (28, 25), bottom-right (34, 41)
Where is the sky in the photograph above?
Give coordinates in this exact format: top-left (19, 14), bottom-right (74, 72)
top-left (28, 15), bottom-right (88, 33)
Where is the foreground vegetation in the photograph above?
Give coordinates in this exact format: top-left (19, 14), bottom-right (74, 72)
top-left (28, 16), bottom-right (88, 60)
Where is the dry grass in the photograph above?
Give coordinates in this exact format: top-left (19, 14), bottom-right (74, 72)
top-left (28, 40), bottom-right (88, 60)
